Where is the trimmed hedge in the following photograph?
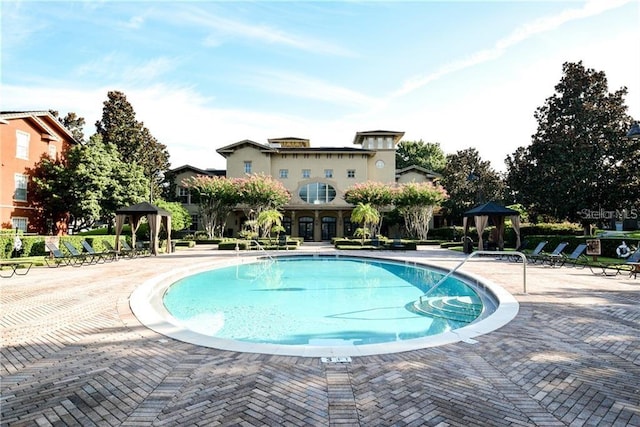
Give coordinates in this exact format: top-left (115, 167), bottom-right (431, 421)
top-left (217, 239), bottom-right (300, 251)
top-left (332, 238), bottom-right (417, 250)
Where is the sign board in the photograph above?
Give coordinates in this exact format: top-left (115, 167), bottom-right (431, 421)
top-left (586, 239), bottom-right (601, 256)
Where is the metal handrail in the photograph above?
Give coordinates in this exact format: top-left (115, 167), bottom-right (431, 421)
top-left (420, 250), bottom-right (527, 303)
top-left (251, 239), bottom-right (275, 262)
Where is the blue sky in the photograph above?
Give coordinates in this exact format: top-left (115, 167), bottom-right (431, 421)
top-left (2, 0), bottom-right (639, 172)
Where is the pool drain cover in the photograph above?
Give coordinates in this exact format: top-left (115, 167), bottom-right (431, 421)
top-left (321, 356), bottom-right (352, 363)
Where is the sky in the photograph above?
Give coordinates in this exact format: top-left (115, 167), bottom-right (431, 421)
top-left (2, 0), bottom-right (639, 173)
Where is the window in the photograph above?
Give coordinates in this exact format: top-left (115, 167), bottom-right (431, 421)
top-left (302, 169), bottom-right (311, 178)
top-left (347, 169), bottom-right (355, 178)
top-left (16, 131), bottom-right (30, 160)
top-left (244, 161), bottom-right (252, 174)
top-left (14, 174), bottom-right (28, 201)
top-left (190, 215), bottom-right (199, 231)
top-left (178, 187), bottom-right (190, 204)
top-left (279, 169), bottom-right (289, 179)
top-left (298, 182), bottom-right (337, 204)
top-left (11, 217), bottom-right (28, 232)
top-left (48, 142), bottom-right (57, 159)
top-left (324, 169), bottom-right (333, 178)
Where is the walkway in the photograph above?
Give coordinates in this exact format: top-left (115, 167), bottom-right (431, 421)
top-left (1, 244), bottom-right (639, 426)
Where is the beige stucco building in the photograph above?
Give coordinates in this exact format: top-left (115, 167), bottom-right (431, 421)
top-left (170, 130), bottom-right (441, 241)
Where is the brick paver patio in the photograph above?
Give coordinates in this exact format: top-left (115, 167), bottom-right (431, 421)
top-left (1, 244), bottom-right (639, 426)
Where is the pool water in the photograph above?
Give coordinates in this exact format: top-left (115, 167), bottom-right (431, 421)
top-left (163, 256), bottom-right (486, 346)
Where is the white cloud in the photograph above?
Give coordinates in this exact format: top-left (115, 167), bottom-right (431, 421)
top-left (170, 6), bottom-right (355, 57)
top-left (393, 0), bottom-right (635, 98)
top-left (241, 69), bottom-right (383, 109)
top-left (74, 54), bottom-right (179, 84)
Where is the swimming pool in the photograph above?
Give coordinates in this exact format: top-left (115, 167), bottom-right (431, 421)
top-left (130, 254), bottom-right (519, 357)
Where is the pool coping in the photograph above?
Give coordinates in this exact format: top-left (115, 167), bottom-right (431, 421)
top-left (129, 252), bottom-right (519, 357)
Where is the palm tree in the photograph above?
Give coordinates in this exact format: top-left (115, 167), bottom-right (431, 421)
top-left (257, 209), bottom-right (283, 242)
top-left (350, 203), bottom-right (380, 244)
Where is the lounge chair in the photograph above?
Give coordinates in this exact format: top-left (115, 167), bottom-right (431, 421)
top-left (135, 241), bottom-right (151, 256)
top-left (530, 242), bottom-right (569, 265)
top-left (0, 260), bottom-right (33, 278)
top-left (523, 241), bottom-right (548, 263)
top-left (81, 240), bottom-right (117, 263)
top-left (506, 239), bottom-right (529, 261)
top-left (590, 248), bottom-right (640, 277)
top-left (62, 241), bottom-right (94, 265)
top-left (45, 242), bottom-right (79, 267)
top-left (103, 240), bottom-right (135, 258)
top-left (556, 243), bottom-right (588, 268)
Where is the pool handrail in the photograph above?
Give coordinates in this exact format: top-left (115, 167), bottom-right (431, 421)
top-left (251, 239), bottom-right (275, 262)
top-left (420, 250), bottom-right (527, 303)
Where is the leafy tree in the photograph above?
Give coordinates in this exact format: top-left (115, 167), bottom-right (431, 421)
top-left (257, 209), bottom-right (283, 241)
top-left (440, 148), bottom-right (505, 222)
top-left (396, 140), bottom-right (446, 172)
top-left (29, 154), bottom-right (74, 234)
top-left (394, 182), bottom-right (448, 240)
top-left (182, 176), bottom-right (240, 238)
top-left (95, 91), bottom-right (170, 180)
top-left (343, 181), bottom-right (394, 236)
top-left (50, 110), bottom-right (86, 142)
top-left (235, 173), bottom-right (291, 235)
top-left (29, 134), bottom-right (147, 233)
top-left (505, 61), bottom-right (637, 226)
top-left (350, 203), bottom-right (380, 244)
top-left (155, 199), bottom-right (192, 233)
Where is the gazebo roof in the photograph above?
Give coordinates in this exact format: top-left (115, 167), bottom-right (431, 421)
top-left (115, 201), bottom-right (170, 216)
top-left (463, 201), bottom-right (518, 217)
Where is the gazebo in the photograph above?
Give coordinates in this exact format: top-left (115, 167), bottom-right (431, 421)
top-left (463, 202), bottom-right (520, 251)
top-left (115, 202), bottom-right (172, 255)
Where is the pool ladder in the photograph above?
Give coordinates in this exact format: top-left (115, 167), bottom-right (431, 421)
top-left (251, 239), bottom-right (275, 262)
top-left (419, 250), bottom-right (527, 305)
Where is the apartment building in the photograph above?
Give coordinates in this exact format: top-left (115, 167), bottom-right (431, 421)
top-left (172, 130), bottom-right (441, 241)
top-left (0, 111), bottom-right (78, 234)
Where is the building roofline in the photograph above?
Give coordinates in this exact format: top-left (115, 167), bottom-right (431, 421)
top-left (353, 130), bottom-right (405, 146)
top-left (0, 110), bottom-right (79, 144)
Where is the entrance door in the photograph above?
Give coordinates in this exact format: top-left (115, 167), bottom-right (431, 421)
top-left (321, 217), bottom-right (337, 241)
top-left (298, 217), bottom-right (314, 241)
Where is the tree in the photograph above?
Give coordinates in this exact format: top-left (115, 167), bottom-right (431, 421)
top-left (505, 61), bottom-right (637, 226)
top-left (343, 181), bottom-right (394, 236)
top-left (29, 134), bottom-right (148, 233)
top-left (394, 182), bottom-right (448, 240)
top-left (257, 209), bottom-right (283, 241)
top-left (235, 174), bottom-right (291, 235)
top-left (29, 154), bottom-right (74, 234)
top-left (350, 203), bottom-right (380, 244)
top-left (155, 199), bottom-right (192, 233)
top-left (182, 176), bottom-right (240, 239)
top-left (50, 110), bottom-right (86, 142)
top-left (95, 91), bottom-right (170, 180)
top-left (440, 148), bottom-right (505, 221)
top-left (396, 140), bottom-right (446, 172)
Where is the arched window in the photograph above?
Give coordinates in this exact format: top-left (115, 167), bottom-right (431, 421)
top-left (298, 182), bottom-right (337, 204)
